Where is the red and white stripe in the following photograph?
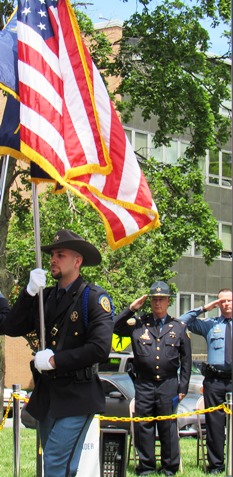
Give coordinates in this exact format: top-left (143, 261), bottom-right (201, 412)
top-left (17, 0), bottom-right (160, 249)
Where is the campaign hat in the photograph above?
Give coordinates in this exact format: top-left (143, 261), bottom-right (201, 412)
top-left (41, 229), bottom-right (101, 266)
top-left (149, 280), bottom-right (171, 297)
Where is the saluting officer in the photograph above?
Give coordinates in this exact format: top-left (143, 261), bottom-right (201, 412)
top-left (0, 230), bottom-right (114, 477)
top-left (114, 281), bottom-right (191, 477)
top-left (179, 289), bottom-right (232, 474)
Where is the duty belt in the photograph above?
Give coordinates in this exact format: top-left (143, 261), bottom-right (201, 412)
top-left (137, 372), bottom-right (177, 381)
top-left (42, 365), bottom-right (98, 381)
top-left (201, 363), bottom-right (232, 380)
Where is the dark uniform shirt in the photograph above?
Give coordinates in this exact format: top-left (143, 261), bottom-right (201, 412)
top-left (114, 307), bottom-right (191, 394)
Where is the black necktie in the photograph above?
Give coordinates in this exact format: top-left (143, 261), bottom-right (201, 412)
top-left (155, 319), bottom-right (161, 333)
top-left (56, 288), bottom-right (66, 306)
top-left (225, 320), bottom-right (232, 365)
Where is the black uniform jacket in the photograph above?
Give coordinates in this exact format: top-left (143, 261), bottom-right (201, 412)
top-left (114, 308), bottom-right (191, 394)
top-left (1, 276), bottom-right (114, 421)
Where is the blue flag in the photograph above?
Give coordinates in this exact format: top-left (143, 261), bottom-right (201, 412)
top-left (0, 94), bottom-right (25, 159)
top-left (0, 9), bottom-right (19, 96)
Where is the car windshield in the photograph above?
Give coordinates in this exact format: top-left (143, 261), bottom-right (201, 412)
top-left (99, 357), bottom-right (122, 372)
top-left (100, 373), bottom-right (135, 398)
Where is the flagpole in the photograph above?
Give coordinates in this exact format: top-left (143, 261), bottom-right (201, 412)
top-left (0, 155), bottom-right (9, 216)
top-left (32, 182), bottom-right (46, 350)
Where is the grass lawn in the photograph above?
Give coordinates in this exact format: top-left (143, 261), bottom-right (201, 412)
top-left (0, 428), bottom-right (226, 476)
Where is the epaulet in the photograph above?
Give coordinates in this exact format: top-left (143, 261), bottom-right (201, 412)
top-left (141, 313), bottom-right (151, 322)
top-left (173, 317), bottom-right (186, 326)
top-left (133, 313), bottom-right (151, 325)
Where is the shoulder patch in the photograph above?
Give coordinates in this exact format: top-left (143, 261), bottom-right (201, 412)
top-left (127, 318), bottom-right (136, 326)
top-left (99, 294), bottom-right (111, 312)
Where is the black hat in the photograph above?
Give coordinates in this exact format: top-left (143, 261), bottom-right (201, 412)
top-left (41, 229), bottom-right (101, 267)
top-left (149, 280), bottom-right (171, 297)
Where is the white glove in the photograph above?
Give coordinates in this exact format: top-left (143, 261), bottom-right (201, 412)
top-left (34, 349), bottom-right (55, 373)
top-left (26, 268), bottom-right (47, 296)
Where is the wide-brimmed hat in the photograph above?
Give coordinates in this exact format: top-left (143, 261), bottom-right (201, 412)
top-left (149, 280), bottom-right (171, 297)
top-left (41, 229), bottom-right (101, 267)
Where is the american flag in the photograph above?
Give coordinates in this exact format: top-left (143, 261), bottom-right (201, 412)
top-left (6, 0), bottom-right (160, 249)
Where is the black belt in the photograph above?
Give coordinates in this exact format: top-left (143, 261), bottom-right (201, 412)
top-left (202, 363), bottom-right (232, 380)
top-left (42, 365), bottom-right (97, 381)
top-left (137, 373), bottom-right (177, 381)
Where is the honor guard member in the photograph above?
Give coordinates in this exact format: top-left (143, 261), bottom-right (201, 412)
top-left (180, 289), bottom-right (232, 474)
top-left (0, 230), bottom-right (114, 477)
top-left (114, 281), bottom-right (191, 477)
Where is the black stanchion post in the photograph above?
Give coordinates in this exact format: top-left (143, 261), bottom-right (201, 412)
top-left (225, 392), bottom-right (232, 477)
top-left (36, 424), bottom-right (43, 477)
top-left (12, 384), bottom-right (21, 477)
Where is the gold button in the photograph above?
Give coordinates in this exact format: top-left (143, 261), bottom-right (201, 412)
top-left (156, 375), bottom-right (160, 379)
top-left (157, 346), bottom-right (160, 350)
top-left (156, 356), bottom-right (160, 360)
top-left (172, 344), bottom-right (174, 347)
top-left (52, 341), bottom-right (56, 346)
top-left (156, 366), bottom-right (159, 370)
top-left (74, 332), bottom-right (79, 336)
top-left (157, 338), bottom-right (161, 342)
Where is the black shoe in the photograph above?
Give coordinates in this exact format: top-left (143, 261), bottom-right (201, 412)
top-left (135, 470), bottom-right (156, 476)
top-left (209, 470), bottom-right (224, 475)
top-left (158, 469), bottom-right (175, 476)
top-left (207, 467), bottom-right (224, 475)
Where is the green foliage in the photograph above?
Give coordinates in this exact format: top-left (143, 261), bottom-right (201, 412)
top-left (6, 154), bottom-right (222, 314)
top-left (0, 0), bottom-right (14, 29)
top-left (137, 0), bottom-right (231, 23)
top-left (110, 0), bottom-right (231, 158)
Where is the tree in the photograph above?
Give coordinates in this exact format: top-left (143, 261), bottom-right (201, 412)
top-left (110, 0), bottom-right (231, 159)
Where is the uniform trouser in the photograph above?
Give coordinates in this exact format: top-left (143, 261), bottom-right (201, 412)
top-left (134, 377), bottom-right (180, 474)
top-left (39, 411), bottom-right (94, 477)
top-left (203, 377), bottom-right (232, 470)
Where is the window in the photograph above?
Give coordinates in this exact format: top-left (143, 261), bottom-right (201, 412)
top-left (222, 151), bottom-right (232, 187)
top-left (207, 295), bottom-right (218, 318)
top-left (124, 129), bottom-right (132, 143)
top-left (208, 149), bottom-right (232, 187)
top-left (183, 223), bottom-right (232, 260)
top-left (123, 127), bottom-right (232, 190)
top-left (135, 132), bottom-right (148, 157)
top-left (194, 295), bottom-right (205, 308)
top-left (165, 140), bottom-right (178, 165)
top-left (180, 294), bottom-right (191, 315)
top-left (178, 293), bottom-right (218, 317)
top-left (219, 223), bottom-right (232, 258)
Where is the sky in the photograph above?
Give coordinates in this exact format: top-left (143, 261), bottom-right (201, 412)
top-left (80, 0), bottom-right (229, 56)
